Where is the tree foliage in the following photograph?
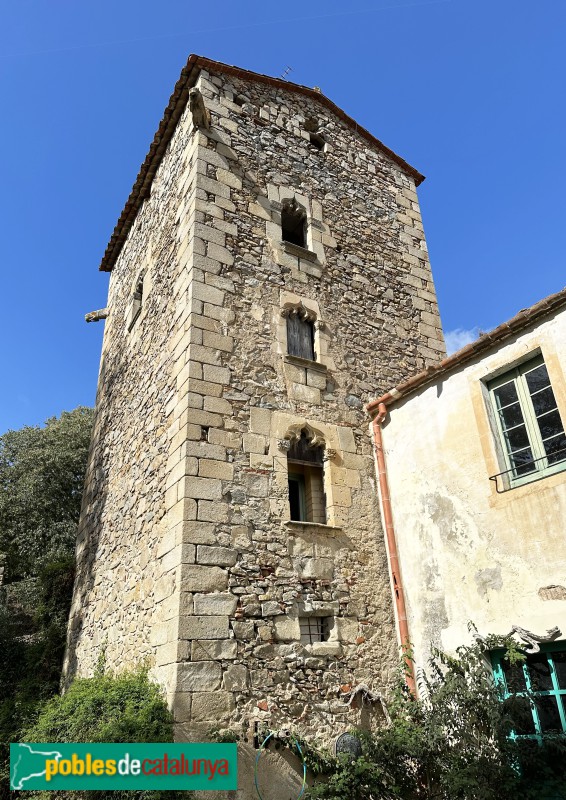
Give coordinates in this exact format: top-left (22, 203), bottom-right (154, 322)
top-left (0, 406), bottom-right (94, 580)
top-left (306, 641), bottom-right (566, 800)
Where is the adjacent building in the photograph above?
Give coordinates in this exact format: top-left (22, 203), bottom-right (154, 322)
top-left (368, 287), bottom-right (566, 737)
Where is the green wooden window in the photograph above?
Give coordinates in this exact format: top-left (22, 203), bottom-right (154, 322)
top-left (488, 356), bottom-right (566, 486)
top-left (491, 642), bottom-right (566, 737)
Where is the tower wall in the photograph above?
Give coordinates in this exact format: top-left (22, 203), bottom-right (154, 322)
top-left (66, 64), bottom-right (445, 763)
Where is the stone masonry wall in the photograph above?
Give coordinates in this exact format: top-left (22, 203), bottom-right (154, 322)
top-left (66, 63), bottom-right (445, 778)
top-left (63, 93), bottom-right (199, 680)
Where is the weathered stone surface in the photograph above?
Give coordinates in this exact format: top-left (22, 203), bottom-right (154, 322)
top-left (181, 566), bottom-right (228, 592)
top-left (223, 664), bottom-right (248, 691)
top-left (196, 545), bottom-right (237, 566)
top-left (179, 615), bottom-right (229, 640)
top-left (191, 691), bottom-right (235, 722)
top-left (176, 661), bottom-right (222, 692)
top-left (66, 62), bottom-right (445, 757)
top-left (191, 639), bottom-right (238, 661)
top-left (193, 593), bottom-right (238, 615)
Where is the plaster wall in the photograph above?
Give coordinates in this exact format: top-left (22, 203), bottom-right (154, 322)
top-left (380, 310), bottom-right (566, 670)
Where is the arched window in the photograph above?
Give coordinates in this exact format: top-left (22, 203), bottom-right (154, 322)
top-left (281, 198), bottom-right (307, 249)
top-left (287, 429), bottom-right (326, 524)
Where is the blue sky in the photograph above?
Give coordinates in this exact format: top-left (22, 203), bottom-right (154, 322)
top-left (1, 0), bottom-right (564, 433)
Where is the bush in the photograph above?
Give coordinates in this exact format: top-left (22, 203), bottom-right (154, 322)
top-left (305, 641), bottom-right (566, 800)
top-left (9, 668), bottom-right (190, 800)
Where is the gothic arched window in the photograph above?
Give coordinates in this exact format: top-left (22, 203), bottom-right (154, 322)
top-left (287, 429), bottom-right (326, 524)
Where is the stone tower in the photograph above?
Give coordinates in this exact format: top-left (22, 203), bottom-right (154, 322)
top-left (65, 55), bottom-right (445, 793)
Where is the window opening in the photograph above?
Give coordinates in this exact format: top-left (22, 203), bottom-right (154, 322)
top-left (492, 644), bottom-right (566, 737)
top-left (309, 133), bottom-right (325, 151)
top-left (287, 430), bottom-right (326, 524)
top-left (488, 356), bottom-right (566, 487)
top-left (299, 617), bottom-right (330, 644)
top-left (281, 198), bottom-right (307, 248)
top-left (200, 425), bottom-right (210, 442)
top-left (128, 274), bottom-right (144, 331)
top-left (286, 312), bottom-right (315, 361)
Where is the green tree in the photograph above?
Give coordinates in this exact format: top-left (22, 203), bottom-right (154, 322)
top-left (306, 641), bottom-right (566, 800)
top-left (0, 407), bottom-right (94, 580)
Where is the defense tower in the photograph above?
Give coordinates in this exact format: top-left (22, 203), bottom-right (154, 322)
top-left (65, 55), bottom-right (445, 795)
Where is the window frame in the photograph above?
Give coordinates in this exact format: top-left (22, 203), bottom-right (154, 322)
top-left (286, 312), bottom-right (316, 361)
top-left (491, 642), bottom-right (566, 739)
top-left (487, 355), bottom-right (566, 488)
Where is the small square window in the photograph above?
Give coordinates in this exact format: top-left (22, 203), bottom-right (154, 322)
top-left (299, 617), bottom-right (330, 644)
top-left (488, 356), bottom-right (566, 489)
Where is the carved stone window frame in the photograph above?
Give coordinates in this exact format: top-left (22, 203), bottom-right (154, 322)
top-left (275, 291), bottom-right (332, 372)
top-left (264, 185), bottom-right (326, 271)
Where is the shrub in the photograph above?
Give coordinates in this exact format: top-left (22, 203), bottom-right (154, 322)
top-left (8, 668), bottom-right (191, 800)
top-left (305, 641), bottom-right (566, 800)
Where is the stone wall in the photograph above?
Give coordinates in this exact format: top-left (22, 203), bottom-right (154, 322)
top-left (65, 61), bottom-right (445, 774)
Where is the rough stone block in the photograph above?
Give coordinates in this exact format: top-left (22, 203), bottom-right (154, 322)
top-left (181, 565), bottom-right (228, 592)
top-left (182, 476), bottom-right (223, 500)
top-left (207, 242), bottom-right (235, 266)
top-left (190, 691), bottom-right (235, 722)
top-left (196, 545), bottom-right (238, 566)
top-left (180, 521), bottom-right (216, 545)
top-left (306, 370), bottom-right (327, 390)
top-left (197, 500), bottom-right (230, 523)
top-left (202, 330), bottom-right (234, 352)
top-left (232, 620), bottom-right (254, 640)
top-left (190, 281), bottom-right (225, 307)
top-left (176, 661), bottom-right (222, 691)
top-left (202, 364), bottom-right (231, 385)
top-left (261, 601), bottom-right (283, 617)
top-left (274, 616), bottom-right (299, 641)
top-left (198, 459), bottom-right (234, 480)
top-left (299, 558), bottom-right (334, 580)
top-left (249, 407), bottom-right (272, 435)
top-left (337, 427), bottom-right (357, 453)
top-left (191, 639), bottom-right (238, 661)
top-left (222, 664), bottom-right (248, 691)
top-left (172, 692), bottom-right (192, 723)
top-left (243, 433), bottom-right (267, 454)
top-left (179, 615), bottom-right (230, 640)
top-left (288, 383), bottom-right (320, 404)
top-left (216, 167), bottom-right (242, 189)
top-left (193, 593), bottom-right (238, 615)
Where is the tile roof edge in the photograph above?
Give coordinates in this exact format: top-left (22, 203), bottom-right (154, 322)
top-left (366, 285), bottom-right (566, 417)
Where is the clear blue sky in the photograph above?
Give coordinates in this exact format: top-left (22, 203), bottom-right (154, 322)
top-left (1, 0), bottom-right (564, 433)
